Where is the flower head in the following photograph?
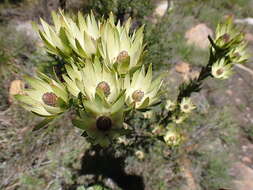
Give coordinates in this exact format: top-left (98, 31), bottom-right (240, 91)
top-left (180, 97), bottom-right (195, 113)
top-left (215, 17), bottom-right (244, 48)
top-left (15, 72), bottom-right (68, 117)
top-left (164, 126), bottom-right (183, 146)
top-left (229, 43), bottom-right (249, 64)
top-left (77, 59), bottom-right (122, 103)
top-left (165, 99), bottom-right (176, 111)
top-left (99, 15), bottom-right (145, 74)
top-left (212, 58), bottom-right (233, 80)
top-left (38, 10), bottom-right (100, 60)
top-left (124, 64), bottom-right (162, 109)
top-left (73, 93), bottom-right (126, 147)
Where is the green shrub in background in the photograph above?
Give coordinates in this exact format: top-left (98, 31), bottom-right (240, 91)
top-left (84, 0), bottom-right (153, 21)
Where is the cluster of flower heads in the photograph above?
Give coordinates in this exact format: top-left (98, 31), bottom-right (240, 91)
top-left (211, 17), bottom-right (249, 80)
top-left (165, 98), bottom-right (196, 124)
top-left (15, 11), bottom-right (162, 147)
top-left (15, 12), bottom-right (249, 148)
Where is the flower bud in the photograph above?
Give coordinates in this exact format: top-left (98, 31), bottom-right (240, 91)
top-left (180, 97), bottom-right (196, 113)
top-left (164, 130), bottom-right (182, 146)
top-left (143, 111), bottom-right (154, 119)
top-left (172, 115), bottom-right (187, 124)
top-left (132, 90), bottom-right (144, 102)
top-left (165, 100), bottom-right (176, 111)
top-left (117, 50), bottom-right (129, 62)
top-left (228, 43), bottom-right (248, 64)
top-left (135, 150), bottom-right (145, 160)
top-left (96, 116), bottom-right (112, 131)
top-left (96, 81), bottom-right (111, 97)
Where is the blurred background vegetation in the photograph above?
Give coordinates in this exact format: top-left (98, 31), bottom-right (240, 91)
top-left (1, 0), bottom-right (253, 190)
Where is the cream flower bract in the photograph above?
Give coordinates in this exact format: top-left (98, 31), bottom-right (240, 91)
top-left (62, 63), bottom-right (82, 97)
top-left (124, 65), bottom-right (162, 109)
top-left (135, 150), bottom-right (145, 160)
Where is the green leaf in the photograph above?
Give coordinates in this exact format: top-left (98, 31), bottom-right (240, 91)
top-left (72, 117), bottom-right (95, 131)
top-left (75, 39), bottom-right (88, 58)
top-left (59, 27), bottom-right (71, 53)
top-left (51, 11), bottom-right (61, 32)
top-left (36, 71), bottom-right (51, 83)
top-left (138, 97), bottom-right (150, 109)
top-left (24, 75), bottom-right (50, 91)
top-left (14, 94), bottom-right (37, 105)
top-left (50, 83), bottom-right (68, 103)
top-left (38, 30), bottom-right (57, 54)
top-left (33, 117), bottom-right (55, 131)
top-left (72, 119), bottom-right (85, 130)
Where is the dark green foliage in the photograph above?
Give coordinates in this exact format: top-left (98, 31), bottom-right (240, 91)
top-left (84, 0), bottom-right (154, 22)
top-left (1, 0), bottom-right (24, 4)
